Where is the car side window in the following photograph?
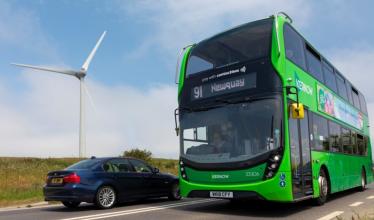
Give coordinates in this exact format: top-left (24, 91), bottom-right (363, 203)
top-left (129, 159), bottom-right (152, 173)
top-left (103, 159), bottom-right (133, 173)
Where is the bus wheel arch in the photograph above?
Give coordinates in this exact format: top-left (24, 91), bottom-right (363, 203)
top-left (314, 165), bottom-right (330, 206)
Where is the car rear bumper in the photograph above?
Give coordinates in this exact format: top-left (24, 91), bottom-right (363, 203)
top-left (43, 184), bottom-right (96, 203)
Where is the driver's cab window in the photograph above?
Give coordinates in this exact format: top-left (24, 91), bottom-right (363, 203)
top-left (129, 159), bottom-right (152, 173)
top-left (103, 159), bottom-right (133, 173)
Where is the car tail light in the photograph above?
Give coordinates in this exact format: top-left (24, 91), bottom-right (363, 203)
top-left (63, 173), bottom-right (80, 184)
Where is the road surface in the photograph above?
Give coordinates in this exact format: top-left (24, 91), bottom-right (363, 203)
top-left (0, 183), bottom-right (373, 220)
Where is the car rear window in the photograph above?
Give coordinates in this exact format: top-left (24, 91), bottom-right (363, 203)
top-left (66, 159), bottom-right (102, 170)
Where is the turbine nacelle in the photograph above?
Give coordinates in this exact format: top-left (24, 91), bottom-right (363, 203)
top-left (76, 71), bottom-right (87, 79)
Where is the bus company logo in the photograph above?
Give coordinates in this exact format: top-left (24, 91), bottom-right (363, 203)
top-left (211, 78), bottom-right (245, 93)
top-left (294, 72), bottom-right (313, 95)
top-left (211, 174), bottom-right (230, 179)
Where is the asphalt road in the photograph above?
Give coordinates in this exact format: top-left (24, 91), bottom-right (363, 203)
top-left (1, 184), bottom-right (373, 220)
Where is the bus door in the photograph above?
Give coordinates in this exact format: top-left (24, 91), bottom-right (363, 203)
top-left (289, 109), bottom-right (313, 199)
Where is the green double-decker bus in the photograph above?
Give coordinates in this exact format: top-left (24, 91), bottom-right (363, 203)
top-left (174, 12), bottom-right (373, 204)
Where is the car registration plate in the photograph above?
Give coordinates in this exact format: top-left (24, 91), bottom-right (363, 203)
top-left (51, 177), bottom-right (63, 184)
top-left (209, 191), bottom-right (233, 198)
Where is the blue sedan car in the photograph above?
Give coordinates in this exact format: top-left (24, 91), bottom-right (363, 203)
top-left (43, 157), bottom-right (180, 209)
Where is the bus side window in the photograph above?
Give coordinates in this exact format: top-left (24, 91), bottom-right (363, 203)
top-left (345, 81), bottom-right (354, 105)
top-left (341, 127), bottom-right (351, 154)
top-left (364, 136), bottom-right (369, 156)
top-left (357, 134), bottom-right (365, 155)
top-left (351, 87), bottom-right (361, 110)
top-left (284, 24), bottom-right (307, 70)
top-left (336, 72), bottom-right (349, 101)
top-left (328, 121), bottom-right (341, 152)
top-left (311, 113), bottom-right (329, 151)
top-left (322, 61), bottom-right (338, 93)
top-left (359, 92), bottom-right (368, 115)
top-left (350, 131), bottom-right (357, 155)
top-left (305, 44), bottom-right (323, 82)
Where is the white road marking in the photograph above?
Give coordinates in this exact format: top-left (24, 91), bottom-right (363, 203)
top-left (60, 199), bottom-right (215, 220)
top-left (349, 201), bottom-right (363, 207)
top-left (317, 211), bottom-right (344, 220)
top-left (366, 195), bottom-right (374, 199)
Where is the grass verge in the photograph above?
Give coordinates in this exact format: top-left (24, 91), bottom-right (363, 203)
top-left (0, 157), bottom-right (178, 207)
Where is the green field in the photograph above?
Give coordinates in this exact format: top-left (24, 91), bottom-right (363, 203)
top-left (0, 157), bottom-right (178, 208)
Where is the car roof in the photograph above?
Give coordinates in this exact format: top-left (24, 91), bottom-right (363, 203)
top-left (88, 157), bottom-right (144, 161)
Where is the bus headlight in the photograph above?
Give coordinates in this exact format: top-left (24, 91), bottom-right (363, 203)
top-left (273, 155), bottom-right (281, 162)
top-left (263, 151), bottom-right (282, 180)
top-left (179, 159), bottom-right (188, 180)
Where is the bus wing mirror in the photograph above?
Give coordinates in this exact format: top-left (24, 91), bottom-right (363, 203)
top-left (174, 108), bottom-right (180, 136)
top-left (291, 103), bottom-right (305, 119)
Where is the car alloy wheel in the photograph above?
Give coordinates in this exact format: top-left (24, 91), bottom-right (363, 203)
top-left (96, 186), bottom-right (116, 209)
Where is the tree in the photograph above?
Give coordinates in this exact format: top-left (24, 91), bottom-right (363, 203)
top-left (122, 148), bottom-right (152, 162)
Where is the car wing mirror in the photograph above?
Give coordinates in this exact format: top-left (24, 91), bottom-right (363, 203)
top-left (153, 167), bottom-right (160, 173)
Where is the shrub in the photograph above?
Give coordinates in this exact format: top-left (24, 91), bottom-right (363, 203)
top-left (122, 148), bottom-right (152, 162)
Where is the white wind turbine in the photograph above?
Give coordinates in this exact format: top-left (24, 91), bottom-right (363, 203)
top-left (11, 31), bottom-right (107, 158)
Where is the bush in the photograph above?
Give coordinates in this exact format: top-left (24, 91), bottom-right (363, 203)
top-left (122, 148), bottom-right (152, 162)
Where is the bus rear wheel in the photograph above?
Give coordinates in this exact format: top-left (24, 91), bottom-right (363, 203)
top-left (358, 169), bottom-right (366, 191)
top-left (314, 169), bottom-right (329, 206)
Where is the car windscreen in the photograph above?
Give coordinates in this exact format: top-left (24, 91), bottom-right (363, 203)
top-left (66, 159), bottom-right (102, 170)
top-left (186, 18), bottom-right (273, 76)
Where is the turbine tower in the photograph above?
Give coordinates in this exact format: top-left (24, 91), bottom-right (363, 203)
top-left (12, 31), bottom-right (107, 158)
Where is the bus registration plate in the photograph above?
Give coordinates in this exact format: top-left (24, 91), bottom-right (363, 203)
top-left (209, 191), bottom-right (233, 198)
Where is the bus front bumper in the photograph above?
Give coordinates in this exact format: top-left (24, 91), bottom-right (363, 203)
top-left (180, 171), bottom-right (294, 202)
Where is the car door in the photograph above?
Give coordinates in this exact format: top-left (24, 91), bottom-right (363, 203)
top-left (128, 159), bottom-right (169, 196)
top-left (103, 159), bottom-right (144, 200)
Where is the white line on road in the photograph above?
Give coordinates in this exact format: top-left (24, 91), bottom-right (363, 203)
top-left (367, 195), bottom-right (374, 199)
top-left (317, 211), bottom-right (344, 220)
top-left (349, 201), bottom-right (363, 207)
top-left (60, 199), bottom-right (215, 220)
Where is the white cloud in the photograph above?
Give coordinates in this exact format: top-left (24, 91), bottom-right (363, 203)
top-left (121, 0), bottom-right (312, 64)
top-left (0, 70), bottom-right (178, 158)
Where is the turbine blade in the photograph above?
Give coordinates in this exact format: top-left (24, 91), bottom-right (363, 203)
top-left (11, 63), bottom-right (77, 76)
top-left (82, 80), bottom-right (97, 114)
top-left (81, 31), bottom-right (106, 72)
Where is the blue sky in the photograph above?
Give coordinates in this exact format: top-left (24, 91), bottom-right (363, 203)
top-left (0, 0), bottom-right (373, 158)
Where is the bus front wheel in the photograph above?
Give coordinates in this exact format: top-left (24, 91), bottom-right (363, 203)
top-left (314, 169), bottom-right (329, 206)
top-left (358, 169), bottom-right (366, 191)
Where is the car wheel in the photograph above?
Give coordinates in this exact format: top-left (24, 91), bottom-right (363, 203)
top-left (358, 169), bottom-right (366, 191)
top-left (62, 201), bottom-right (81, 208)
top-left (314, 169), bottom-right (329, 206)
top-left (168, 183), bottom-right (181, 200)
top-left (95, 186), bottom-right (117, 209)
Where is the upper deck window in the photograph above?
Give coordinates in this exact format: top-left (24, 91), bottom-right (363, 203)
top-left (305, 44), bottom-right (323, 82)
top-left (186, 19), bottom-right (273, 76)
top-left (284, 24), bottom-right (307, 70)
top-left (322, 61), bottom-right (337, 93)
